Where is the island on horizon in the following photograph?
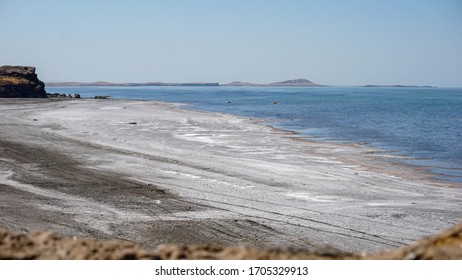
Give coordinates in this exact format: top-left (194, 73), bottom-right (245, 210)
top-left (45, 81), bottom-right (220, 87)
top-left (46, 78), bottom-right (324, 87)
top-left (46, 78), bottom-right (435, 88)
top-left (222, 79), bottom-right (322, 87)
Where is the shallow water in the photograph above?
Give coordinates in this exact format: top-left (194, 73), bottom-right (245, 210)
top-left (48, 86), bottom-right (462, 182)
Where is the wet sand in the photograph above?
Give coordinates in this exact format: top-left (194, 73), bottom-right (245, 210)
top-left (0, 98), bottom-right (461, 253)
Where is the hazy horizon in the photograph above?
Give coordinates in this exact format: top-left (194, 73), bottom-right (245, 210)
top-left (44, 80), bottom-right (447, 87)
top-left (1, 0), bottom-right (461, 87)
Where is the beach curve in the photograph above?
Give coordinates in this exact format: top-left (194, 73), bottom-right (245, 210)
top-left (0, 98), bottom-right (461, 253)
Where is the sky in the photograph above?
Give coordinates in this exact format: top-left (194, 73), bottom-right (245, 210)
top-left (1, 0), bottom-right (461, 86)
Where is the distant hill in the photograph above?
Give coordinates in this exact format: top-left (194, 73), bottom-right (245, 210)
top-left (46, 80), bottom-right (437, 88)
top-left (46, 81), bottom-right (220, 87)
top-left (47, 78), bottom-right (322, 87)
top-left (269, 79), bottom-right (319, 86)
top-left (222, 78), bottom-right (322, 87)
top-left (223, 81), bottom-right (262, 86)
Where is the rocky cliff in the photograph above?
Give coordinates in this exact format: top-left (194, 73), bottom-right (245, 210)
top-left (0, 65), bottom-right (47, 98)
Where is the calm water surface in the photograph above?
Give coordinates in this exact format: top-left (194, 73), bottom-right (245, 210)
top-left (48, 86), bottom-right (462, 182)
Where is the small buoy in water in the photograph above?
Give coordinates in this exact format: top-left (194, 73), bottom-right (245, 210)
top-left (226, 100), bottom-right (232, 103)
top-left (272, 101), bottom-right (278, 104)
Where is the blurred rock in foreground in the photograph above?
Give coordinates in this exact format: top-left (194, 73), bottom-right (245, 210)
top-left (1, 223), bottom-right (461, 260)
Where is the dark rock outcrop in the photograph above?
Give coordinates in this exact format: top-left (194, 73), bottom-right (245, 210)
top-left (47, 93), bottom-right (68, 98)
top-left (0, 65), bottom-right (47, 98)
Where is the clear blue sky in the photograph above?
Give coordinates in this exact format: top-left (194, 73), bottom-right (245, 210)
top-left (1, 0), bottom-right (461, 86)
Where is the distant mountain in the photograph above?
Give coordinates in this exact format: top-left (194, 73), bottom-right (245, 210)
top-left (46, 80), bottom-right (436, 88)
top-left (223, 81), bottom-right (262, 86)
top-left (46, 81), bottom-right (220, 87)
top-left (48, 79), bottom-right (322, 87)
top-left (222, 78), bottom-right (322, 87)
top-left (269, 79), bottom-right (319, 86)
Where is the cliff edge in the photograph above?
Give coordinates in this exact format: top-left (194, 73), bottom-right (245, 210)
top-left (0, 65), bottom-right (47, 98)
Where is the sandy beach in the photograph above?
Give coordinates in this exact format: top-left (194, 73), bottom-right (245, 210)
top-left (0, 98), bottom-right (461, 253)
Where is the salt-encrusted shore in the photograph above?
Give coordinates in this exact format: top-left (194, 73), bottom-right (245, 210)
top-left (0, 98), bottom-right (461, 253)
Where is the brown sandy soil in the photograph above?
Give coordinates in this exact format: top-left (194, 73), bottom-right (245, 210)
top-left (0, 98), bottom-right (461, 255)
top-left (0, 223), bottom-right (461, 259)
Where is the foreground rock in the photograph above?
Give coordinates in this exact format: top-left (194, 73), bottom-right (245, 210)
top-left (371, 222), bottom-right (462, 260)
top-left (0, 65), bottom-right (47, 98)
top-left (1, 223), bottom-right (461, 260)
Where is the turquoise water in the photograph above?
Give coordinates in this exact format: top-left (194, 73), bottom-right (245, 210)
top-left (48, 86), bottom-right (462, 182)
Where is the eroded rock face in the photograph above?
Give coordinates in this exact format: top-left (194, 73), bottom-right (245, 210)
top-left (0, 65), bottom-right (47, 98)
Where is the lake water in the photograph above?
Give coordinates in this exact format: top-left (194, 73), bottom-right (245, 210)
top-left (48, 86), bottom-right (462, 183)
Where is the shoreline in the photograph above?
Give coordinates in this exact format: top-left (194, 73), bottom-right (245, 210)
top-left (46, 85), bottom-right (462, 185)
top-left (0, 98), bottom-right (461, 253)
top-left (100, 97), bottom-right (460, 188)
top-left (256, 120), bottom-right (452, 187)
top-left (160, 100), bottom-right (456, 188)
